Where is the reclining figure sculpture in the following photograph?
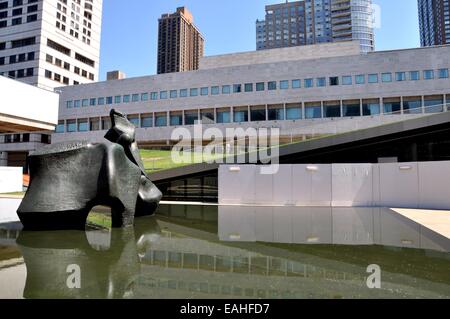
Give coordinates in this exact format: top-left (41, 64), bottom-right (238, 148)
top-left (17, 109), bottom-right (163, 230)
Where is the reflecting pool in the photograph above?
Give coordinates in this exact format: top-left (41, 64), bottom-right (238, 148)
top-left (0, 205), bottom-right (449, 299)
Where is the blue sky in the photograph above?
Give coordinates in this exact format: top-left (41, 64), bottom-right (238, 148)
top-left (99, 0), bottom-right (420, 80)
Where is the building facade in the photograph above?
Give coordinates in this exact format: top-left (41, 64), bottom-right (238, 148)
top-left (0, 0), bottom-right (103, 91)
top-left (418, 0), bottom-right (450, 46)
top-left (157, 7), bottom-right (204, 74)
top-left (256, 0), bottom-right (374, 53)
top-left (53, 42), bottom-right (450, 147)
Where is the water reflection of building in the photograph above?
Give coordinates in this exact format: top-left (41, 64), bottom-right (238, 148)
top-left (218, 207), bottom-right (450, 252)
top-left (0, 223), bottom-right (25, 299)
top-left (2, 206), bottom-right (449, 299)
top-left (133, 206), bottom-right (450, 299)
top-left (137, 234), bottom-right (370, 299)
top-left (0, 223), bottom-right (21, 246)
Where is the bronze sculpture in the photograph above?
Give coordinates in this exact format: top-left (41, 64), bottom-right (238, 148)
top-left (17, 109), bottom-right (162, 230)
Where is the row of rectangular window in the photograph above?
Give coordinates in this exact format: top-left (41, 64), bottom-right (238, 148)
top-left (1, 67), bottom-right (33, 78)
top-left (45, 53), bottom-right (94, 80)
top-left (0, 36), bottom-right (35, 51)
top-left (0, 0), bottom-right (37, 9)
top-left (0, 3), bottom-right (37, 18)
top-left (0, 0), bottom-right (36, 11)
top-left (65, 69), bottom-right (450, 108)
top-left (0, 13), bottom-right (36, 27)
top-left (0, 51), bottom-right (34, 65)
top-left (59, 95), bottom-right (449, 133)
top-left (45, 69), bottom-right (70, 85)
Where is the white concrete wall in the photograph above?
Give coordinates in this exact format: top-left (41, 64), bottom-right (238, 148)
top-left (332, 164), bottom-right (374, 207)
top-left (0, 168), bottom-right (22, 194)
top-left (0, 198), bottom-right (21, 223)
top-left (219, 161), bottom-right (450, 210)
top-left (200, 41), bottom-right (361, 70)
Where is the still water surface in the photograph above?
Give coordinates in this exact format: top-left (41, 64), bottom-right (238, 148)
top-left (0, 205), bottom-right (449, 299)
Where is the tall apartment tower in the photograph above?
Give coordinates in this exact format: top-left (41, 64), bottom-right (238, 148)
top-left (256, 0), bottom-right (374, 53)
top-left (0, 0), bottom-right (103, 90)
top-left (418, 0), bottom-right (450, 46)
top-left (157, 7), bottom-right (204, 74)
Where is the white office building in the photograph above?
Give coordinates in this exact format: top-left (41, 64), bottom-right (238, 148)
top-left (0, 0), bottom-right (102, 171)
top-left (51, 41), bottom-right (450, 147)
top-left (0, 0), bottom-right (103, 90)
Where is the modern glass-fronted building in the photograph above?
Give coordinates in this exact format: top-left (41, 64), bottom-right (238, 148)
top-left (418, 0), bottom-right (450, 46)
top-left (256, 0), bottom-right (374, 52)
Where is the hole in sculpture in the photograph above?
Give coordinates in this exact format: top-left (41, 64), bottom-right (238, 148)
top-left (86, 206), bottom-right (112, 251)
top-left (86, 206), bottom-right (112, 230)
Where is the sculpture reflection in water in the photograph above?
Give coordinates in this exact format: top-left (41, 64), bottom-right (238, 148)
top-left (17, 109), bottom-right (162, 230)
top-left (16, 217), bottom-right (160, 299)
top-left (12, 205), bottom-right (450, 299)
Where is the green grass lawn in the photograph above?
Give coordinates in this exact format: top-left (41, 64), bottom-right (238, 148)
top-left (140, 150), bottom-right (188, 172)
top-left (86, 212), bottom-right (112, 229)
top-left (140, 149), bottom-right (228, 173)
top-left (0, 192), bottom-right (25, 196)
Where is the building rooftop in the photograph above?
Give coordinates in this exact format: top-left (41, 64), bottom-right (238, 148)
top-left (199, 41), bottom-right (362, 70)
top-left (60, 43), bottom-right (450, 89)
top-left (160, 6), bottom-right (194, 23)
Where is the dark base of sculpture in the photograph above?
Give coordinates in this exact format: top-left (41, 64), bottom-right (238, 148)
top-left (18, 208), bottom-right (139, 231)
top-left (18, 211), bottom-right (90, 231)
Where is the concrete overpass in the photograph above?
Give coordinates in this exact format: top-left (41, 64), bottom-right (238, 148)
top-left (0, 76), bottom-right (59, 168)
top-left (0, 75), bottom-right (58, 133)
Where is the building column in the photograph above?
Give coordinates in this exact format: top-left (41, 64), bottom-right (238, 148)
top-left (340, 100), bottom-right (344, 117)
top-left (421, 96), bottom-right (425, 114)
top-left (321, 101), bottom-right (325, 119)
top-left (265, 104), bottom-right (269, 122)
top-left (379, 98), bottom-right (383, 115)
top-left (283, 103), bottom-right (287, 121)
top-left (400, 96), bottom-right (404, 115)
top-left (360, 99), bottom-right (363, 117)
top-left (248, 105), bottom-right (251, 122)
top-left (443, 94), bottom-right (447, 112)
top-left (0, 152), bottom-right (7, 166)
top-left (302, 102), bottom-right (306, 119)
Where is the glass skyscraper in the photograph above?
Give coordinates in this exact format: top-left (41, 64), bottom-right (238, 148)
top-left (418, 0), bottom-right (450, 46)
top-left (256, 0), bottom-right (374, 53)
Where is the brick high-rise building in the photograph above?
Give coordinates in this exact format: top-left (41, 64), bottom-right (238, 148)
top-left (157, 7), bottom-right (204, 74)
top-left (418, 0), bottom-right (450, 46)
